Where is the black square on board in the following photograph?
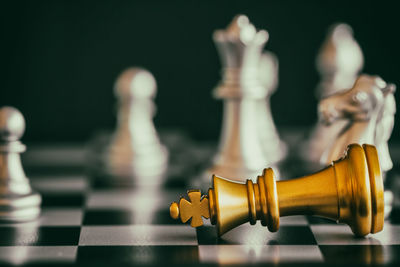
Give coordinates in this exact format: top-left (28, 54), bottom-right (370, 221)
top-left (83, 209), bottom-right (135, 225)
top-left (41, 193), bottom-right (85, 207)
top-left (0, 226), bottom-right (80, 246)
top-left (319, 245), bottom-right (400, 265)
top-left (77, 246), bottom-right (199, 264)
top-left (197, 225), bottom-right (317, 245)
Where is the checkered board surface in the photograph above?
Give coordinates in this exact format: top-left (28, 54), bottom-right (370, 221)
top-left (1, 135), bottom-right (400, 266)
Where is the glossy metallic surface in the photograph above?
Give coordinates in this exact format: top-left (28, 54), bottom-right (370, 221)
top-left (170, 190), bottom-right (210, 227)
top-left (171, 144), bottom-right (384, 237)
top-left (205, 15), bottom-right (285, 183)
top-left (0, 106), bottom-right (41, 222)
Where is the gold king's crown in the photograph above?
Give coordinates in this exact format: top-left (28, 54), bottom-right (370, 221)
top-left (170, 144), bottom-right (384, 237)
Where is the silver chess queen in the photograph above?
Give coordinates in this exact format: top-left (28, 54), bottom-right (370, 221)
top-left (204, 15), bottom-right (286, 183)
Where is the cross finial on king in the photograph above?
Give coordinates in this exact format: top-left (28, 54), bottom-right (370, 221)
top-left (170, 190), bottom-right (210, 227)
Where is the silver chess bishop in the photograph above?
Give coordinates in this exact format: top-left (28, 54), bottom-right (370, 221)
top-left (103, 68), bottom-right (169, 186)
top-left (204, 15), bottom-right (286, 183)
top-left (0, 106), bottom-right (41, 221)
top-left (305, 23), bottom-right (364, 166)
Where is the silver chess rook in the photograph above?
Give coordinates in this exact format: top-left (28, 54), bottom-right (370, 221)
top-left (103, 68), bottom-right (169, 186)
top-left (0, 106), bottom-right (41, 222)
top-left (204, 15), bottom-right (286, 183)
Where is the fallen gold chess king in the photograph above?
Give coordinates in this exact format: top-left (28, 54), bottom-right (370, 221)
top-left (170, 144), bottom-right (384, 237)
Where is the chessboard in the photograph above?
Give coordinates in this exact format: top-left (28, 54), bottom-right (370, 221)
top-left (1, 130), bottom-right (399, 267)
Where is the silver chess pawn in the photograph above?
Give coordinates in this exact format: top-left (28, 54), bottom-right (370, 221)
top-left (204, 15), bottom-right (286, 183)
top-left (0, 106), bottom-right (41, 221)
top-left (305, 23), bottom-right (364, 165)
top-left (104, 68), bottom-right (169, 186)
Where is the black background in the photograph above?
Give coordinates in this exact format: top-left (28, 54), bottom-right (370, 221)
top-left (1, 0), bottom-right (399, 143)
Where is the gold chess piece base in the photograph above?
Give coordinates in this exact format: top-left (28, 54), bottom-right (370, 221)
top-left (170, 144), bottom-right (384, 237)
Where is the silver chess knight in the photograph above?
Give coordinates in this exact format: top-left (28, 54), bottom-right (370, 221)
top-left (305, 23), bottom-right (364, 165)
top-left (204, 15), bottom-right (286, 183)
top-left (0, 106), bottom-right (41, 221)
top-left (319, 75), bottom-right (396, 173)
top-left (104, 68), bottom-right (168, 186)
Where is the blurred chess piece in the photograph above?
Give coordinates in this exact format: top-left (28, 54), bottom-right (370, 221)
top-left (305, 23), bottom-right (364, 165)
top-left (319, 75), bottom-right (396, 172)
top-left (315, 23), bottom-right (364, 98)
top-left (104, 68), bottom-right (168, 186)
top-left (0, 106), bottom-right (41, 221)
top-left (172, 144), bottom-right (384, 237)
top-left (204, 15), bottom-right (285, 183)
top-left (257, 52), bottom-right (287, 163)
